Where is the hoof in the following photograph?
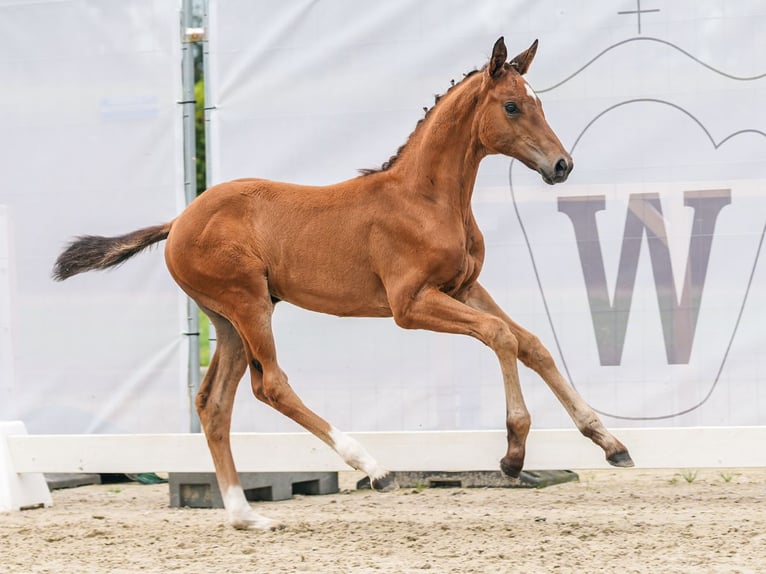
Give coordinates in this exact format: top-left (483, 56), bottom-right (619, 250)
top-left (500, 458), bottom-right (523, 479)
top-left (371, 472), bottom-right (399, 492)
top-left (607, 449), bottom-right (635, 468)
top-left (231, 514), bottom-right (285, 531)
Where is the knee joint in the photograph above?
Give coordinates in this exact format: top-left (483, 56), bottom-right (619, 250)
top-left (519, 335), bottom-right (554, 371)
top-left (488, 318), bottom-right (518, 356)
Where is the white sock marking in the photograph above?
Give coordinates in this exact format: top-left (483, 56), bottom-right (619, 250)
top-left (223, 485), bottom-right (279, 530)
top-left (329, 426), bottom-right (388, 480)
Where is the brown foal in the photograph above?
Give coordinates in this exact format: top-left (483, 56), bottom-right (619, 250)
top-left (54, 37), bottom-right (633, 530)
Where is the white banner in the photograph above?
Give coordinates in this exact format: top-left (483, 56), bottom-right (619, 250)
top-left (0, 1), bottom-right (188, 433)
top-left (207, 1), bottom-right (766, 432)
top-left (0, 207), bottom-right (13, 414)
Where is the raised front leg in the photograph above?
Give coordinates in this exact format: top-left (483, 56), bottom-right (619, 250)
top-left (389, 285), bottom-right (532, 477)
top-left (462, 282), bottom-right (634, 468)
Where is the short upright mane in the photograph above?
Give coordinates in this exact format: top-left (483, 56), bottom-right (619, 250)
top-left (358, 68), bottom-right (481, 176)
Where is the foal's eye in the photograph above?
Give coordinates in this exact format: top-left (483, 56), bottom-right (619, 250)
top-left (504, 102), bottom-right (519, 115)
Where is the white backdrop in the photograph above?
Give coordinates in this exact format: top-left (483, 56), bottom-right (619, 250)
top-left (0, 1), bottom-right (188, 433)
top-left (207, 0), bottom-right (766, 433)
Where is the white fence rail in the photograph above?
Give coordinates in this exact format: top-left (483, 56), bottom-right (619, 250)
top-left (4, 422), bottom-right (764, 511)
top-left (8, 427), bottom-right (766, 474)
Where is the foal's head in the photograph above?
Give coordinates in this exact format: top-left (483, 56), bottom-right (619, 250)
top-left (477, 37), bottom-right (573, 185)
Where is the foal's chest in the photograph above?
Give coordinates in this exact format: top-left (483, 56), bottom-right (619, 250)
top-left (434, 223), bottom-right (485, 296)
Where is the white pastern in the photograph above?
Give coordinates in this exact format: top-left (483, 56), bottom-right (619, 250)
top-left (223, 485), bottom-right (282, 530)
top-left (524, 81), bottom-right (538, 102)
top-left (329, 426), bottom-right (388, 480)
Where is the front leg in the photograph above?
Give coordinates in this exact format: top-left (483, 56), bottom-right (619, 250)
top-left (461, 282), bottom-right (634, 468)
top-left (389, 285), bottom-right (532, 478)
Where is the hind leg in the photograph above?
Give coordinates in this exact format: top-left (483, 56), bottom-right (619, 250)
top-left (196, 308), bottom-right (283, 530)
top-left (226, 282), bottom-right (396, 493)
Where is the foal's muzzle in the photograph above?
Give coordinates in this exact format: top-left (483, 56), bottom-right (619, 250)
top-left (541, 156), bottom-right (573, 185)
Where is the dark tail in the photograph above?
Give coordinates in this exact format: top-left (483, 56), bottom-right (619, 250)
top-left (53, 222), bottom-right (172, 281)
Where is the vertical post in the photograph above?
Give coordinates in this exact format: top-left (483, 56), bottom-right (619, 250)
top-left (202, 0), bottom-right (217, 359)
top-left (181, 0), bottom-right (202, 433)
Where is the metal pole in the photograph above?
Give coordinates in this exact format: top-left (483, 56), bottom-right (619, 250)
top-left (202, 0), bottom-right (217, 359)
top-left (181, 0), bottom-right (202, 433)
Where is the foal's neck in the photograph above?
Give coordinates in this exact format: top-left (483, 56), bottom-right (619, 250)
top-left (397, 74), bottom-right (487, 211)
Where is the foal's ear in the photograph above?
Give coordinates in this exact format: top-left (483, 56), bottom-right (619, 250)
top-left (488, 36), bottom-right (508, 78)
top-left (510, 39), bottom-right (538, 75)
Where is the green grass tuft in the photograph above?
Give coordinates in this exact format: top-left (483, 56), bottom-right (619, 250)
top-left (199, 309), bottom-right (210, 367)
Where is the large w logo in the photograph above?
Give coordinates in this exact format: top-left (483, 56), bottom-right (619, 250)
top-left (558, 190), bottom-right (731, 366)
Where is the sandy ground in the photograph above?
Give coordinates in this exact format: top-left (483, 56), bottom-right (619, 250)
top-left (2, 469), bottom-right (765, 574)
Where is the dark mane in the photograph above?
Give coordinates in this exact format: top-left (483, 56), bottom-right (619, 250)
top-left (358, 69), bottom-right (481, 176)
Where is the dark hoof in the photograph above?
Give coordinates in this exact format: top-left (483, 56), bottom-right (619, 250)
top-left (500, 458), bottom-right (523, 479)
top-left (371, 473), bottom-right (399, 492)
top-left (607, 449), bottom-right (635, 468)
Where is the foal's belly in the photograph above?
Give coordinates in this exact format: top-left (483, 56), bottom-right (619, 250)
top-left (267, 261), bottom-right (394, 319)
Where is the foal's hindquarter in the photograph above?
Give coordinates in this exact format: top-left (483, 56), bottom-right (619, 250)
top-left (56, 38), bottom-right (633, 531)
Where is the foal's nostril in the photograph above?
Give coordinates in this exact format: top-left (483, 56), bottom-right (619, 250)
top-left (555, 158), bottom-right (569, 176)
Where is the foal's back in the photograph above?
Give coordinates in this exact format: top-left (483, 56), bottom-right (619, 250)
top-left (164, 176), bottom-right (403, 317)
